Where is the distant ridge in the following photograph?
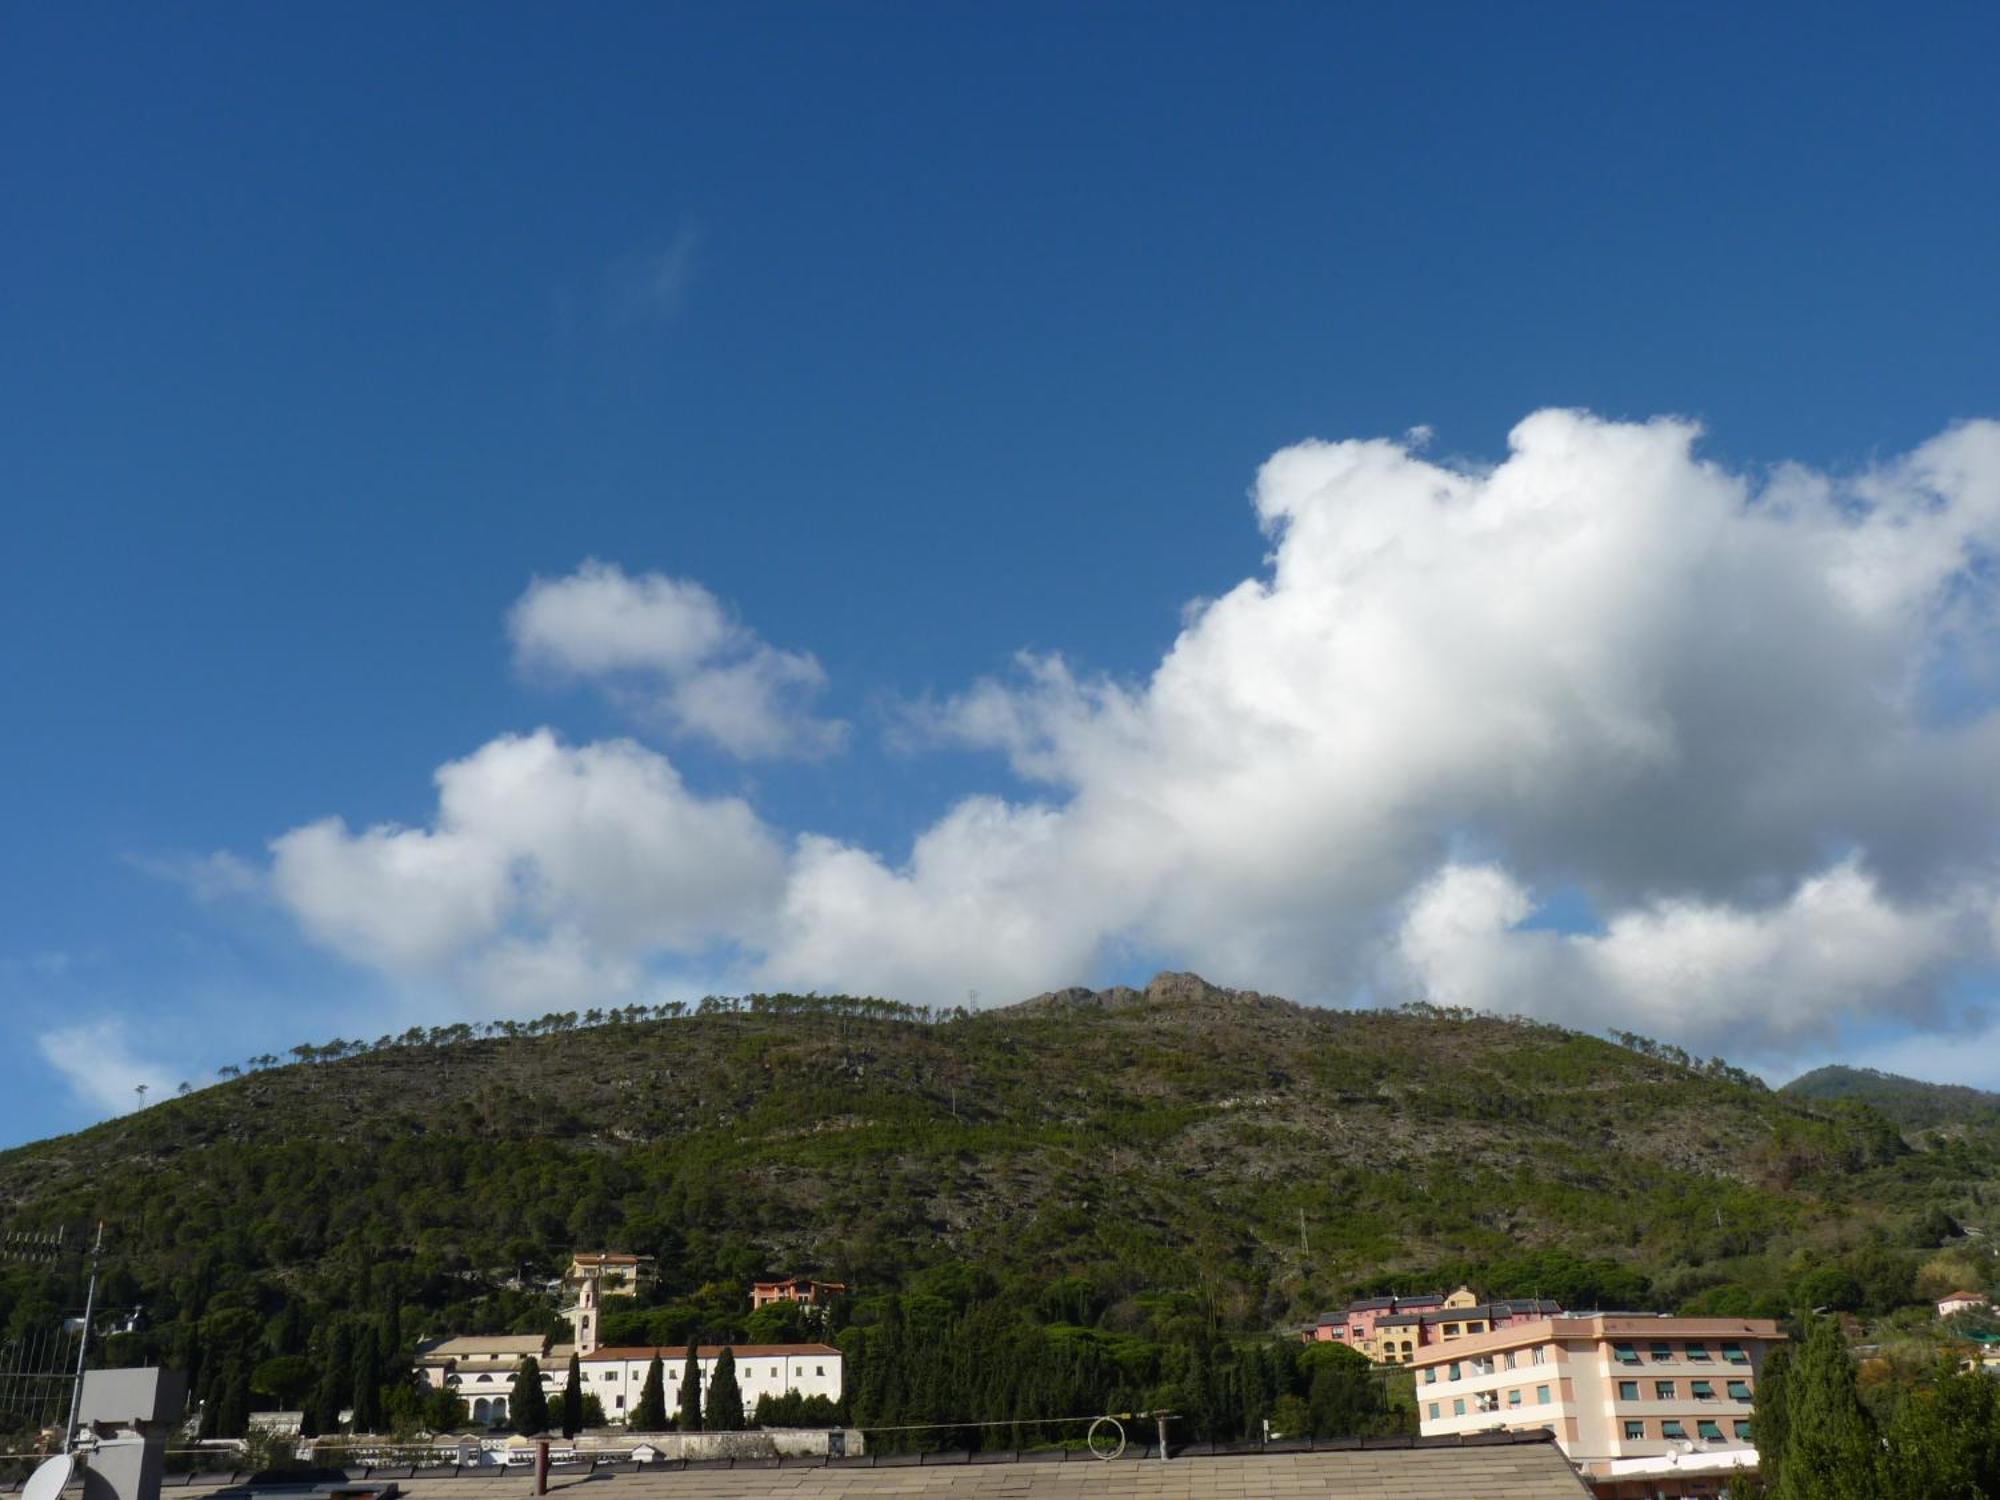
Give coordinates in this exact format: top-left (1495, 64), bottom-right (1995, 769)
top-left (1781, 1064), bottom-right (2000, 1132)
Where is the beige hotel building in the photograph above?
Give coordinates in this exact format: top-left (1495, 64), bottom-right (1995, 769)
top-left (1411, 1315), bottom-right (1783, 1498)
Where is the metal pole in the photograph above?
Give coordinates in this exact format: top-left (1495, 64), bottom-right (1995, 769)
top-left (64, 1224), bottom-right (104, 1452)
top-left (1155, 1414), bottom-right (1170, 1462)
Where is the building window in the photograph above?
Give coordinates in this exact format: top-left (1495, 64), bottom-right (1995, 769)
top-left (1424, 1368), bottom-right (1437, 1385)
top-left (1443, 1323), bottom-right (1459, 1336)
top-left (1466, 1322), bottom-right (1485, 1333)
top-left (1686, 1343), bottom-right (1712, 1362)
top-left (1428, 1403), bottom-right (1440, 1420)
top-left (1649, 1343), bottom-right (1672, 1363)
top-left (1502, 1352), bottom-right (1515, 1369)
top-left (1656, 1381), bottom-right (1676, 1400)
top-left (615, 1397), bottom-right (625, 1410)
top-left (1448, 1362), bottom-right (1461, 1381)
top-left (1697, 1420), bottom-right (1725, 1442)
top-left (1452, 1399), bottom-right (1466, 1416)
top-left (1618, 1381), bottom-right (1639, 1401)
top-left (1734, 1421), bottom-right (1753, 1442)
top-left (1532, 1347), bottom-right (1548, 1366)
top-left (1691, 1381), bottom-right (1715, 1400)
top-left (1612, 1343), bottom-right (1640, 1365)
top-left (1536, 1385), bottom-right (1551, 1405)
top-left (1727, 1380), bottom-right (1752, 1401)
top-left (816, 1366), bottom-right (825, 1377)
top-left (1624, 1421), bottom-right (1645, 1441)
top-left (1508, 1389), bottom-right (1522, 1407)
top-left (1721, 1343), bottom-right (1749, 1365)
top-left (1662, 1421), bottom-right (1687, 1440)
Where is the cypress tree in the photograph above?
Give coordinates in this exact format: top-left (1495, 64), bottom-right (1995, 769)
top-left (634, 1354), bottom-right (668, 1430)
top-left (216, 1358), bottom-right (251, 1440)
top-left (562, 1353), bottom-right (584, 1437)
top-left (510, 1357), bottom-right (550, 1435)
top-left (676, 1346), bottom-right (702, 1431)
top-left (1752, 1344), bottom-right (1792, 1490)
top-left (705, 1348), bottom-right (745, 1432)
top-left (312, 1324), bottom-right (353, 1436)
top-left (350, 1326), bottom-right (384, 1435)
top-left (1772, 1318), bottom-right (1879, 1500)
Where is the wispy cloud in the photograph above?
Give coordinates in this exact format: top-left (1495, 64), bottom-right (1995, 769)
top-left (38, 1021), bottom-right (185, 1117)
top-left (610, 223), bottom-right (702, 324)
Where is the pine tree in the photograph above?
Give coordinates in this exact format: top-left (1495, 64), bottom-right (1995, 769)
top-left (705, 1348), bottom-right (745, 1432)
top-left (1772, 1318), bottom-right (1879, 1500)
top-left (676, 1346), bottom-right (702, 1431)
top-left (510, 1356), bottom-right (550, 1435)
top-left (562, 1353), bottom-right (584, 1437)
top-left (634, 1354), bottom-right (668, 1430)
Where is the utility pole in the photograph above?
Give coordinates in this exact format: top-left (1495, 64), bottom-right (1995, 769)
top-left (64, 1223), bottom-right (104, 1452)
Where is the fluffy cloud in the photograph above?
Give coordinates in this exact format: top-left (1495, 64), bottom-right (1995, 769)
top-left (270, 730), bottom-right (786, 1007)
top-left (1396, 859), bottom-right (1991, 1049)
top-left (510, 561), bottom-right (846, 758)
top-left (783, 410), bottom-right (2000, 1053)
top-left (258, 412), bottom-right (2000, 1062)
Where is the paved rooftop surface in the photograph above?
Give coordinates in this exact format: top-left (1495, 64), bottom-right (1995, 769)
top-left (139, 1436), bottom-right (1591, 1500)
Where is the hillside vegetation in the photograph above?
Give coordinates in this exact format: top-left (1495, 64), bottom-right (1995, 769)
top-left (1783, 1064), bottom-right (2000, 1134)
top-left (0, 973), bottom-right (1995, 1445)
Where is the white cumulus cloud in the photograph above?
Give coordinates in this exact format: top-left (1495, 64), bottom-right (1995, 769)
top-left (251, 411), bottom-right (2000, 1063)
top-left (510, 560), bottom-right (846, 758)
top-left (270, 730), bottom-right (786, 1008)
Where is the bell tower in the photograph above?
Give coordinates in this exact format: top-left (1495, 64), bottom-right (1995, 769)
top-left (569, 1273), bottom-right (600, 1355)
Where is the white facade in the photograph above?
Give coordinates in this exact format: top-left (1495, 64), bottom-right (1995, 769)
top-left (1413, 1316), bottom-right (1781, 1477)
top-left (581, 1345), bottom-right (842, 1425)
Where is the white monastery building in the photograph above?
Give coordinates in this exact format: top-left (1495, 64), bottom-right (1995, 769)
top-left (581, 1345), bottom-right (843, 1423)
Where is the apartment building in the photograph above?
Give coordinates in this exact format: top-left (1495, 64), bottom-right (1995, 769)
top-left (751, 1276), bottom-right (849, 1310)
top-left (1310, 1286), bottom-right (1563, 1364)
top-left (579, 1344), bottom-right (842, 1425)
top-left (1412, 1315), bottom-right (1783, 1498)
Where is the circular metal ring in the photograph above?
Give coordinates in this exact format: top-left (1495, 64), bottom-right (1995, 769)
top-left (1086, 1415), bottom-right (1126, 1461)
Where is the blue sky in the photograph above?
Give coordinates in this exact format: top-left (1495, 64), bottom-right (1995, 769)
top-left (4, 3), bottom-right (1999, 1145)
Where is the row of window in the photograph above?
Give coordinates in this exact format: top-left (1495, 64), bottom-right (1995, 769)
top-left (1428, 1384), bottom-right (1554, 1420)
top-left (1615, 1379), bottom-right (1752, 1403)
top-left (1624, 1418), bottom-right (1750, 1444)
top-left (590, 1365), bottom-right (827, 1381)
top-left (1425, 1348), bottom-right (1549, 1384)
top-left (1609, 1341), bottom-right (1751, 1366)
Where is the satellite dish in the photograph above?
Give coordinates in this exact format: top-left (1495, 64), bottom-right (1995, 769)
top-left (25, 1453), bottom-right (74, 1500)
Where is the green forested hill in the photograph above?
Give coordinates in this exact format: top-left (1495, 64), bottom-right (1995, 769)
top-left (1782, 1063), bottom-right (2000, 1133)
top-left (0, 973), bottom-right (1993, 1443)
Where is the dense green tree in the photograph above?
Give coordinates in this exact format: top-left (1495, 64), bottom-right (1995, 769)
top-left (213, 1357), bottom-right (250, 1439)
top-left (310, 1324), bottom-right (352, 1436)
top-left (632, 1354), bottom-right (668, 1429)
top-left (561, 1353), bottom-right (583, 1438)
top-left (1751, 1344), bottom-right (1791, 1490)
top-left (580, 1393), bottom-right (607, 1428)
top-left (509, 1357), bottom-right (549, 1435)
top-left (1300, 1344), bottom-right (1386, 1439)
top-left (1770, 1319), bottom-right (1878, 1500)
top-left (1878, 1366), bottom-right (2000, 1498)
top-left (349, 1325), bottom-right (384, 1435)
top-left (705, 1348), bottom-right (745, 1431)
top-left (424, 1386), bottom-right (467, 1433)
top-left (676, 1347), bottom-right (702, 1431)
top-left (251, 1354), bottom-right (316, 1409)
